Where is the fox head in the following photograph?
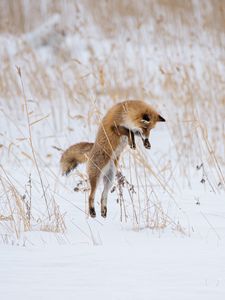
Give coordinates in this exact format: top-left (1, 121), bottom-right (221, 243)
top-left (122, 100), bottom-right (166, 148)
top-left (137, 111), bottom-right (165, 136)
top-left (136, 111), bottom-right (165, 148)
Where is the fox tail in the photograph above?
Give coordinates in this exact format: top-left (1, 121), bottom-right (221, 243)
top-left (60, 142), bottom-right (94, 176)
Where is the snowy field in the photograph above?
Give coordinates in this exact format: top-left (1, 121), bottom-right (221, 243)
top-left (0, 1), bottom-right (225, 299)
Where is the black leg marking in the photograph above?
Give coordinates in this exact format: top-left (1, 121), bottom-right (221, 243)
top-left (129, 130), bottom-right (136, 150)
top-left (101, 206), bottom-right (107, 218)
top-left (89, 207), bottom-right (96, 218)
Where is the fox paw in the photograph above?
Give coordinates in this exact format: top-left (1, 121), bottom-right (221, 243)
top-left (89, 207), bottom-right (96, 218)
top-left (130, 143), bottom-right (136, 150)
top-left (101, 206), bottom-right (107, 218)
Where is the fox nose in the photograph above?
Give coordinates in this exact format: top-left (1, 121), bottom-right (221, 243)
top-left (144, 138), bottom-right (151, 149)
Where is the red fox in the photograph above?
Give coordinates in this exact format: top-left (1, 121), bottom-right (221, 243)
top-left (61, 100), bottom-right (165, 218)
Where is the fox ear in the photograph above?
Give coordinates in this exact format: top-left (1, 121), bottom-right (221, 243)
top-left (157, 114), bottom-right (166, 122)
top-left (141, 114), bottom-right (150, 124)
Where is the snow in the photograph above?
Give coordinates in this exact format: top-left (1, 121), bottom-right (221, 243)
top-left (1, 183), bottom-right (225, 299)
top-left (1, 233), bottom-right (225, 300)
top-left (1, 1), bottom-right (225, 299)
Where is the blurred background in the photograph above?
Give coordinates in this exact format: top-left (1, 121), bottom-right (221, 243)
top-left (1, 0), bottom-right (224, 102)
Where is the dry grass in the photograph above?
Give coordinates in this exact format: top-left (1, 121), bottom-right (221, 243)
top-left (0, 166), bottom-right (66, 244)
top-left (0, 0), bottom-right (224, 242)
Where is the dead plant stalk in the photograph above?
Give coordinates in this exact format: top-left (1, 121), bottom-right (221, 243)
top-left (16, 66), bottom-right (51, 219)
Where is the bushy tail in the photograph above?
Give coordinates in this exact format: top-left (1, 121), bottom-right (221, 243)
top-left (60, 142), bottom-right (94, 176)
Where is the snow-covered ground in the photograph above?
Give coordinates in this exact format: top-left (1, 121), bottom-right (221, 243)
top-left (1, 233), bottom-right (225, 300)
top-left (0, 1), bottom-right (225, 299)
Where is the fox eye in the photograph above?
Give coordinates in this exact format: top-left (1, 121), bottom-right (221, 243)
top-left (141, 114), bottom-right (150, 124)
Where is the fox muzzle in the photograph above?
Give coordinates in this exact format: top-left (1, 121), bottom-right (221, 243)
top-left (143, 138), bottom-right (151, 149)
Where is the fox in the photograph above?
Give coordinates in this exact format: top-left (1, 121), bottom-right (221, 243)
top-left (60, 100), bottom-right (165, 218)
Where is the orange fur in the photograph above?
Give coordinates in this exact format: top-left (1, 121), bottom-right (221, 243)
top-left (60, 142), bottom-right (93, 175)
top-left (60, 100), bottom-right (165, 218)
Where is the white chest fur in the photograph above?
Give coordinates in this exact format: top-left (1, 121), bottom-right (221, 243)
top-left (100, 136), bottom-right (128, 183)
top-left (114, 136), bottom-right (128, 158)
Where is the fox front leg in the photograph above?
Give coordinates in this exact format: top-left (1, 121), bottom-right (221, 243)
top-left (128, 130), bottom-right (136, 149)
top-left (111, 125), bottom-right (136, 150)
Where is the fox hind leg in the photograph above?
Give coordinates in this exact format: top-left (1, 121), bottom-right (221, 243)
top-left (89, 176), bottom-right (98, 218)
top-left (101, 161), bottom-right (116, 218)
